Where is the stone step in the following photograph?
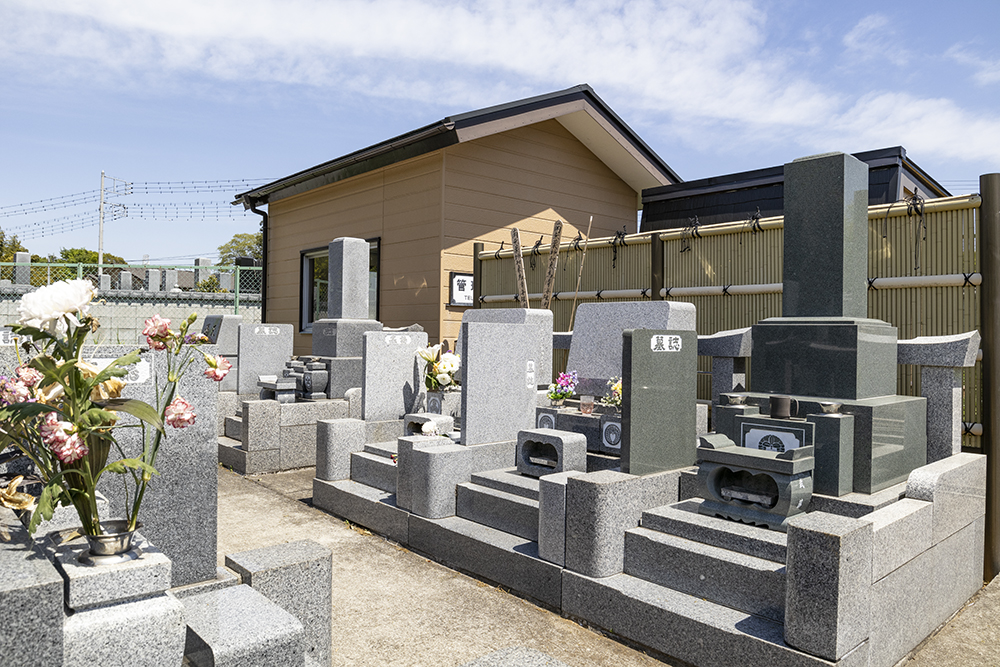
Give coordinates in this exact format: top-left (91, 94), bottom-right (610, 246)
top-left (312, 478), bottom-right (408, 545)
top-left (456, 482), bottom-right (539, 541)
top-left (640, 499), bottom-right (787, 564)
top-left (624, 527), bottom-right (786, 622)
top-left (224, 415), bottom-right (243, 440)
top-left (181, 584), bottom-right (305, 666)
top-left (563, 571), bottom-right (853, 667)
top-left (363, 441), bottom-right (398, 458)
top-left (586, 452), bottom-right (621, 472)
top-left (872, 442), bottom-right (906, 459)
top-left (469, 467), bottom-right (540, 501)
top-left (350, 451), bottom-right (397, 494)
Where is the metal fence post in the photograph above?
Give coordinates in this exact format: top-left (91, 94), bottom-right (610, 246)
top-left (981, 173), bottom-right (1000, 582)
top-left (650, 232), bottom-right (664, 300)
top-left (473, 242), bottom-right (483, 309)
top-left (234, 266), bottom-right (241, 315)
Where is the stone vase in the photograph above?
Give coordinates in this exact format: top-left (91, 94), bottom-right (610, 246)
top-left (550, 398), bottom-right (564, 407)
top-left (426, 391), bottom-right (444, 414)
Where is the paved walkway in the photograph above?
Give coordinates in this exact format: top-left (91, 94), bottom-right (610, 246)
top-left (217, 466), bottom-right (999, 666)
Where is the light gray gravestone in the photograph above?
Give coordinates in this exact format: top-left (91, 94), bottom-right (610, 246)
top-left (146, 268), bottom-right (161, 291)
top-left (462, 309), bottom-right (553, 388)
top-left (164, 269), bottom-right (178, 291)
top-left (566, 302), bottom-right (697, 396)
top-left (118, 271), bottom-right (132, 290)
top-left (621, 328), bottom-right (698, 475)
top-left (311, 237), bottom-right (382, 358)
top-left (195, 257), bottom-right (213, 286)
top-left (459, 320), bottom-right (539, 445)
top-left (361, 329), bottom-right (428, 421)
top-left (13, 252), bottom-right (29, 285)
top-left (237, 323), bottom-right (294, 395)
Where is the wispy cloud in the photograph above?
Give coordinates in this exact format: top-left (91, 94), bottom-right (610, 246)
top-left (946, 45), bottom-right (1000, 85)
top-left (3, 0), bottom-right (1000, 170)
top-left (842, 14), bottom-right (911, 67)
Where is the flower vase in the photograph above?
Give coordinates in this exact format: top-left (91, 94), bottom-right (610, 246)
top-left (550, 398), bottom-right (564, 407)
top-left (427, 391), bottom-right (444, 414)
top-left (81, 519), bottom-right (143, 565)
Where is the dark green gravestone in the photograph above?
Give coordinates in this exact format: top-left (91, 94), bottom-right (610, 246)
top-left (621, 328), bottom-right (698, 475)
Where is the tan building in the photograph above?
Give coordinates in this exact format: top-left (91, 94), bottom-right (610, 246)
top-left (236, 85), bottom-right (680, 355)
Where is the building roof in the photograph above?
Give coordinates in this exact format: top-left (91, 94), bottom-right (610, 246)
top-left (235, 84), bottom-right (681, 206)
top-left (641, 146), bottom-right (951, 230)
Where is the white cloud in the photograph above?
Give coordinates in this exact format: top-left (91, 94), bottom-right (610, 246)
top-left (946, 45), bottom-right (1000, 85)
top-left (3, 0), bottom-right (1000, 171)
top-left (842, 13), bottom-right (910, 67)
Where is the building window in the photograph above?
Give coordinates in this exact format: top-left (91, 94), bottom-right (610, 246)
top-left (300, 239), bottom-right (380, 332)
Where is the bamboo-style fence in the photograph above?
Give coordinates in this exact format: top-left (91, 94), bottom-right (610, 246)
top-left (476, 194), bottom-right (983, 449)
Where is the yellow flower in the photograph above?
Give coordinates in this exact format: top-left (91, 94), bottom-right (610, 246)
top-left (37, 360), bottom-right (125, 405)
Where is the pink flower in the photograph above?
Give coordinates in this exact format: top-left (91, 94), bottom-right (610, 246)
top-left (142, 314), bottom-right (170, 338)
top-left (0, 378), bottom-right (32, 405)
top-left (15, 366), bottom-right (43, 388)
top-left (40, 411), bottom-right (69, 446)
top-left (203, 355), bottom-right (232, 382)
top-left (146, 336), bottom-right (167, 351)
top-left (52, 432), bottom-right (88, 464)
top-left (165, 396), bottom-right (196, 428)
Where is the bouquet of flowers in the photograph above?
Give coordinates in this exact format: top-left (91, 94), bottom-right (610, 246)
top-left (547, 371), bottom-right (578, 401)
top-left (599, 376), bottom-right (623, 410)
top-left (417, 344), bottom-right (461, 392)
top-left (0, 280), bottom-right (231, 536)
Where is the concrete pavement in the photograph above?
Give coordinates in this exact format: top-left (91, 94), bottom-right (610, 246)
top-left (217, 465), bottom-right (1000, 666)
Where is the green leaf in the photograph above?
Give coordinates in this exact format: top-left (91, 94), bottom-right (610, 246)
top-left (97, 398), bottom-right (164, 432)
top-left (91, 350), bottom-right (141, 385)
top-left (10, 324), bottom-right (54, 343)
top-left (101, 458), bottom-right (159, 477)
top-left (27, 479), bottom-right (62, 535)
top-left (81, 407), bottom-right (117, 428)
top-left (0, 402), bottom-right (58, 424)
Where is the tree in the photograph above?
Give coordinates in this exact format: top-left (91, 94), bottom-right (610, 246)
top-left (0, 229), bottom-right (29, 262)
top-left (44, 248), bottom-right (128, 266)
top-left (217, 232), bottom-right (262, 265)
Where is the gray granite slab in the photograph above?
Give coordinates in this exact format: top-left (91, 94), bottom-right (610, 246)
top-left (0, 508), bottom-right (63, 665)
top-left (897, 331), bottom-right (981, 367)
top-left (456, 483), bottom-right (539, 541)
top-left (565, 469), bottom-right (680, 577)
top-left (169, 566), bottom-right (240, 599)
top-left (63, 592), bottom-right (186, 667)
top-left (922, 366), bottom-right (965, 463)
top-left (782, 152), bottom-right (869, 319)
top-left (311, 319), bottom-right (383, 358)
top-left (242, 399), bottom-right (280, 451)
top-left (516, 428), bottom-right (587, 478)
top-left (470, 467), bottom-right (540, 500)
top-left (460, 321), bottom-right (539, 446)
top-left (312, 478), bottom-right (410, 545)
top-left (401, 440), bottom-right (515, 518)
top-left (404, 412), bottom-right (454, 437)
top-left (201, 314), bottom-right (243, 355)
top-left (784, 511), bottom-right (872, 661)
top-left (622, 329), bottom-right (698, 476)
top-left (906, 452), bottom-right (986, 544)
top-left (226, 540), bottom-right (333, 667)
top-left (181, 584), bottom-right (304, 667)
top-left (624, 526), bottom-right (786, 622)
top-left (278, 400), bottom-right (348, 426)
top-left (807, 412), bottom-right (855, 497)
top-left (280, 423), bottom-right (320, 470)
top-left (698, 326), bottom-right (753, 357)
top-left (327, 237), bottom-right (370, 319)
top-left (538, 470), bottom-right (586, 566)
top-left (710, 356), bottom-right (748, 407)
top-left (362, 330), bottom-right (427, 421)
top-left (565, 301), bottom-right (697, 396)
top-left (463, 309), bottom-right (553, 388)
top-left (316, 418), bottom-right (367, 481)
top-left (237, 323), bottom-right (293, 394)
top-left (860, 497), bottom-right (932, 582)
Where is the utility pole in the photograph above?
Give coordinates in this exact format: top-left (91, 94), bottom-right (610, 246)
top-left (98, 170), bottom-right (105, 275)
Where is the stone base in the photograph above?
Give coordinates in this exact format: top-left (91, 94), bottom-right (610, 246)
top-left (311, 319), bottom-right (382, 358)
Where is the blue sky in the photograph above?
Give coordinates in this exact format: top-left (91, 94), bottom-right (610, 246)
top-left (2, 0), bottom-right (999, 264)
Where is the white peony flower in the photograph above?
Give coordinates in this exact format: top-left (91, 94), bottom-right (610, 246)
top-left (17, 280), bottom-right (96, 337)
top-left (436, 373), bottom-right (452, 387)
top-left (437, 352), bottom-right (460, 374)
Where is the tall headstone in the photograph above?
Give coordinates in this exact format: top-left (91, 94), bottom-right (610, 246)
top-left (165, 269), bottom-right (179, 291)
top-left (87, 343), bottom-right (218, 587)
top-left (195, 257), bottom-right (213, 286)
top-left (459, 318), bottom-right (539, 445)
top-left (311, 237), bottom-right (382, 358)
top-left (119, 271), bottom-right (132, 290)
top-left (13, 252), bottom-right (29, 285)
top-left (146, 269), bottom-right (161, 292)
top-left (463, 309), bottom-right (553, 388)
top-left (238, 323), bottom-right (294, 394)
top-left (621, 328), bottom-right (698, 475)
top-left (566, 302), bottom-right (697, 396)
top-left (361, 330), bottom-right (428, 421)
top-left (202, 314), bottom-right (242, 392)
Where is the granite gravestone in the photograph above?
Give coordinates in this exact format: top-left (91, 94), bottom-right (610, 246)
top-left (621, 328), bottom-right (698, 475)
top-left (735, 152), bottom-right (927, 494)
top-left (462, 309), bottom-right (553, 388)
top-left (202, 314), bottom-right (242, 393)
top-left (566, 302), bottom-right (697, 396)
top-left (361, 330), bottom-right (428, 421)
top-left (459, 317), bottom-right (539, 445)
top-left (311, 238), bottom-right (382, 359)
top-left (86, 342), bottom-right (219, 588)
top-left (237, 323), bottom-right (294, 395)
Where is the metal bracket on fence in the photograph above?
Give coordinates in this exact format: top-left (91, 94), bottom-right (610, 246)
top-left (611, 227), bottom-right (628, 269)
top-left (681, 216), bottom-right (700, 253)
top-left (741, 208), bottom-right (762, 244)
top-left (530, 237), bottom-right (543, 270)
top-left (663, 287), bottom-right (672, 297)
top-left (964, 272), bottom-right (976, 287)
top-left (494, 241), bottom-right (505, 259)
top-left (867, 278), bottom-right (878, 291)
top-left (552, 292), bottom-right (560, 301)
top-left (964, 422), bottom-right (978, 436)
top-left (722, 284), bottom-right (731, 296)
top-left (640, 288), bottom-right (649, 298)
top-left (595, 290), bottom-right (603, 300)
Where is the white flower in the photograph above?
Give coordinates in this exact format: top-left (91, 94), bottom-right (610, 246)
top-left (437, 352), bottom-right (460, 374)
top-left (436, 373), bottom-right (452, 387)
top-left (17, 280), bottom-right (95, 337)
top-left (417, 344), bottom-right (442, 364)
top-left (421, 422), bottom-right (439, 436)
